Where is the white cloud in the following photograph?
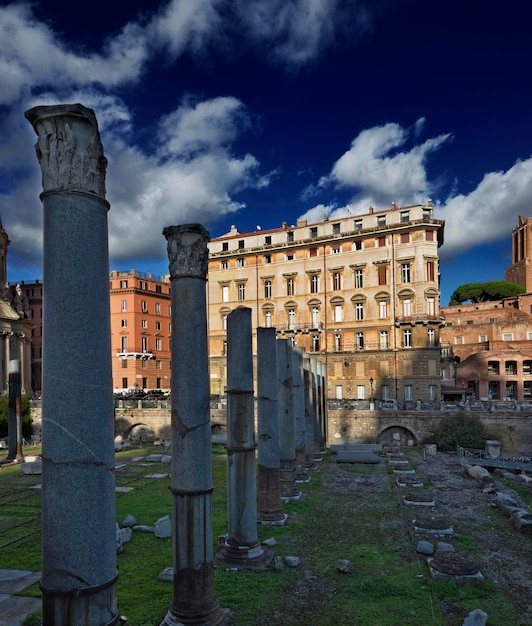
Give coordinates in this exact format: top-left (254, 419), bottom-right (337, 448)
top-left (436, 159), bottom-right (532, 259)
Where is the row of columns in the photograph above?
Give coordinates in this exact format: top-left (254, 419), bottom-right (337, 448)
top-left (26, 103), bottom-right (326, 626)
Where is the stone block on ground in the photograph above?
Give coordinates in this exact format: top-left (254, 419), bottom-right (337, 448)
top-left (335, 450), bottom-right (381, 464)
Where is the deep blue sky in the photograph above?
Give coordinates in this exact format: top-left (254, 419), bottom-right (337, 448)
top-left (1, 0), bottom-right (531, 305)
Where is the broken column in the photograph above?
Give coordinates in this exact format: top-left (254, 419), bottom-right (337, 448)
top-left (161, 224), bottom-right (227, 625)
top-left (278, 338), bottom-right (300, 499)
top-left (256, 327), bottom-right (286, 525)
top-left (25, 104), bottom-right (118, 625)
top-left (218, 307), bottom-right (270, 566)
top-left (292, 347), bottom-right (308, 482)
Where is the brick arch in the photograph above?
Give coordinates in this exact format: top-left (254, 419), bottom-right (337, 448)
top-left (377, 425), bottom-right (418, 446)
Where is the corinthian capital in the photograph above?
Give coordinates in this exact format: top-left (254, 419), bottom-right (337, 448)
top-left (163, 224), bottom-right (210, 280)
top-left (25, 103), bottom-right (107, 199)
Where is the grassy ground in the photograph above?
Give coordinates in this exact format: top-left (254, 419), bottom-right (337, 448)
top-left (0, 445), bottom-right (520, 625)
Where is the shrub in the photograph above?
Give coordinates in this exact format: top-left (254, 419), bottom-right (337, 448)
top-left (432, 412), bottom-right (490, 451)
top-left (0, 394), bottom-right (33, 439)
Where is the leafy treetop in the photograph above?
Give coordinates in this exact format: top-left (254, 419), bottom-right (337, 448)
top-left (449, 280), bottom-right (525, 305)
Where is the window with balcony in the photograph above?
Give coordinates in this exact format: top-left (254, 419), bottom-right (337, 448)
top-left (427, 297), bottom-right (435, 317)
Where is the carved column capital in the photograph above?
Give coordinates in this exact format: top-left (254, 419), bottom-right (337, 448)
top-left (163, 224), bottom-right (210, 280)
top-left (25, 103), bottom-right (107, 200)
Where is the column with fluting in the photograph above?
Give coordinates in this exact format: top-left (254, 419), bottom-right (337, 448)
top-left (25, 104), bottom-right (118, 626)
top-left (256, 327), bottom-right (286, 525)
top-left (278, 338), bottom-right (300, 499)
top-left (161, 224), bottom-right (227, 625)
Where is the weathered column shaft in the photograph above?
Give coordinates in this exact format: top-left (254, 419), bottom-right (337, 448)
top-left (256, 327), bottom-right (284, 523)
top-left (25, 104), bottom-right (117, 626)
top-left (303, 353), bottom-right (317, 471)
top-left (220, 307), bottom-right (265, 564)
top-left (162, 224), bottom-right (226, 626)
top-left (7, 359), bottom-right (23, 462)
top-left (292, 348), bottom-right (308, 482)
top-left (310, 356), bottom-right (322, 459)
top-left (278, 339), bottom-right (299, 499)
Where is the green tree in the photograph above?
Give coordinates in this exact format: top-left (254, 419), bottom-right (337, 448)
top-left (449, 280), bottom-right (525, 305)
top-left (431, 412), bottom-right (490, 451)
top-left (0, 394), bottom-right (33, 439)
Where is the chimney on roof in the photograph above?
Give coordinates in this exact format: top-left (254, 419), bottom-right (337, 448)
top-left (297, 218), bottom-right (307, 227)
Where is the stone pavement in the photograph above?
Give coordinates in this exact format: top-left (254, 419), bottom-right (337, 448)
top-left (0, 570), bottom-right (41, 626)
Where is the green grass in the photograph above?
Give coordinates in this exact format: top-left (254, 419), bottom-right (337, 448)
top-left (0, 446), bottom-right (523, 625)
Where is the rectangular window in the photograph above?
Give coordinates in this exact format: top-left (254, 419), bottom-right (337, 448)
top-left (287, 277), bottom-right (295, 296)
top-left (287, 231), bottom-right (294, 242)
top-left (379, 300), bottom-right (387, 319)
top-left (142, 360), bottom-right (147, 369)
top-left (222, 242), bottom-right (229, 251)
top-left (455, 336), bottom-right (464, 344)
top-left (142, 336), bottom-right (148, 352)
top-left (523, 360), bottom-right (532, 375)
top-left (426, 230), bottom-right (434, 241)
top-left (356, 332), bottom-right (364, 350)
top-left (401, 263), bottom-right (411, 283)
top-left (381, 384), bottom-right (389, 400)
top-left (332, 245), bottom-right (341, 254)
top-left (334, 305), bottom-right (343, 322)
top-left (427, 297), bottom-right (435, 317)
top-left (354, 219), bottom-right (363, 230)
top-left (426, 261), bottom-right (435, 282)
top-left (380, 331), bottom-right (388, 350)
top-left (142, 319), bottom-right (147, 329)
top-left (121, 319), bottom-right (127, 328)
top-left (155, 321), bottom-right (161, 331)
top-left (156, 360), bottom-right (161, 369)
top-left (121, 299), bottom-right (127, 312)
top-left (122, 377), bottom-right (128, 389)
top-left (335, 385), bottom-right (343, 400)
top-left (353, 240), bottom-right (362, 251)
top-left (355, 302), bottom-right (364, 321)
top-left (378, 236), bottom-right (386, 247)
top-left (378, 265), bottom-right (387, 285)
top-left (309, 247), bottom-right (318, 257)
top-left (354, 269), bottom-right (363, 289)
top-left (238, 240), bottom-right (245, 249)
top-left (221, 260), bottom-right (228, 270)
top-left (222, 285), bottom-right (229, 302)
top-left (155, 285), bottom-right (162, 293)
top-left (237, 258), bottom-right (245, 268)
top-left (265, 311), bottom-right (272, 327)
top-left (238, 283), bottom-right (245, 301)
top-left (311, 307), bottom-right (320, 327)
top-left (141, 300), bottom-right (148, 313)
top-left (428, 328), bottom-right (435, 347)
top-left (502, 333), bottom-right (513, 341)
top-left (310, 226), bottom-right (318, 238)
top-left (334, 334), bottom-right (341, 350)
top-left (264, 280), bottom-right (272, 299)
top-left (505, 360), bottom-right (517, 375)
top-left (400, 211), bottom-right (409, 223)
top-left (479, 334), bottom-right (487, 342)
top-left (405, 385), bottom-right (413, 400)
top-left (310, 274), bottom-right (319, 293)
top-left (403, 329), bottom-right (412, 348)
top-left (264, 254), bottom-right (271, 264)
top-left (312, 335), bottom-right (320, 351)
top-left (403, 299), bottom-right (412, 317)
top-left (120, 280), bottom-right (128, 288)
top-left (332, 272), bottom-right (341, 290)
top-left (140, 280), bottom-right (147, 290)
top-left (156, 338), bottom-right (162, 351)
top-left (286, 253), bottom-right (294, 261)
top-left (400, 233), bottom-right (409, 244)
top-left (288, 309), bottom-right (296, 330)
top-left (156, 377), bottom-right (162, 388)
top-left (121, 360), bottom-right (127, 369)
top-left (357, 385), bottom-right (365, 400)
top-left (155, 303), bottom-right (161, 315)
top-left (333, 223), bottom-right (341, 235)
top-left (265, 235), bottom-right (272, 245)
top-left (378, 216), bottom-right (386, 227)
top-left (121, 337), bottom-right (128, 352)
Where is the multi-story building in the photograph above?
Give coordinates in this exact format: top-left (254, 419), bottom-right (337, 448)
top-left (440, 215), bottom-right (532, 403)
top-left (109, 270), bottom-right (172, 393)
top-left (207, 202), bottom-right (445, 404)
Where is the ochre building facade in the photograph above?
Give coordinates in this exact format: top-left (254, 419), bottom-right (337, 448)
top-left (207, 202), bottom-right (445, 404)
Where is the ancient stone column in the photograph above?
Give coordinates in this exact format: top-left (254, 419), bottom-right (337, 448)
top-left (6, 359), bottom-right (24, 462)
top-left (310, 356), bottom-right (323, 461)
top-left (256, 327), bottom-right (286, 525)
top-left (161, 224), bottom-right (227, 625)
top-left (278, 338), bottom-right (300, 499)
top-left (303, 353), bottom-right (317, 471)
top-left (292, 347), bottom-right (308, 482)
top-left (25, 104), bottom-right (118, 625)
top-left (218, 308), bottom-right (270, 566)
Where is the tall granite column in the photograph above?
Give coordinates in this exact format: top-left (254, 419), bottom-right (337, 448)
top-left (161, 224), bottom-right (227, 625)
top-left (218, 308), bottom-right (270, 566)
top-left (25, 104), bottom-right (118, 625)
top-left (256, 327), bottom-right (286, 525)
top-left (278, 338), bottom-right (300, 499)
top-left (303, 353), bottom-right (317, 471)
top-left (5, 359), bottom-right (24, 462)
top-left (292, 347), bottom-right (308, 483)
